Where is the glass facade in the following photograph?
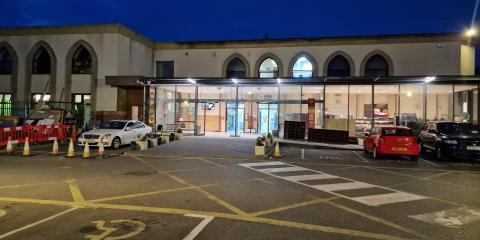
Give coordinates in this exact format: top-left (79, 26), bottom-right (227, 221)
top-left (153, 80), bottom-right (480, 138)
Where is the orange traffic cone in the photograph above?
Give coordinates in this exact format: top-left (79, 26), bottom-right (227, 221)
top-left (66, 138), bottom-right (75, 158)
top-left (51, 137), bottom-right (59, 155)
top-left (97, 137), bottom-right (105, 158)
top-left (22, 137), bottom-right (30, 157)
top-left (274, 141), bottom-right (281, 158)
top-left (5, 136), bottom-right (13, 154)
top-left (83, 141), bottom-right (91, 159)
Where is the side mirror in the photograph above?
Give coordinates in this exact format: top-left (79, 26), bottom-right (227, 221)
top-left (125, 127), bottom-right (132, 131)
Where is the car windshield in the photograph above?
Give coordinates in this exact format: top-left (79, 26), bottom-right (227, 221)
top-left (382, 129), bottom-right (414, 136)
top-left (437, 123), bottom-right (476, 135)
top-left (98, 121), bottom-right (127, 130)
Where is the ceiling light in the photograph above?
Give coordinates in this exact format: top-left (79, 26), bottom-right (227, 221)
top-left (187, 78), bottom-right (196, 84)
top-left (231, 78), bottom-right (238, 84)
top-left (424, 76), bottom-right (436, 83)
top-left (277, 78), bottom-right (281, 84)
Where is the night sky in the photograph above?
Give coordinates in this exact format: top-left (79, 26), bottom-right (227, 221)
top-left (0, 0), bottom-right (477, 42)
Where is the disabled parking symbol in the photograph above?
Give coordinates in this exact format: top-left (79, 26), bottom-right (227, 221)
top-left (84, 219), bottom-right (146, 240)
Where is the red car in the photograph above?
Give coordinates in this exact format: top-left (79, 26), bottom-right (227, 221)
top-left (363, 127), bottom-right (420, 161)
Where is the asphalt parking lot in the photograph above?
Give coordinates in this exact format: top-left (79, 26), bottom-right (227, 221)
top-left (1, 137), bottom-right (480, 240)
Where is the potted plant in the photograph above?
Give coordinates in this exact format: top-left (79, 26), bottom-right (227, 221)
top-left (358, 131), bottom-right (367, 146)
top-left (255, 137), bottom-right (266, 156)
top-left (260, 135), bottom-right (267, 147)
top-left (136, 135), bottom-right (149, 150)
top-left (161, 133), bottom-right (170, 144)
top-left (175, 128), bottom-right (184, 140)
top-left (266, 133), bottom-right (273, 146)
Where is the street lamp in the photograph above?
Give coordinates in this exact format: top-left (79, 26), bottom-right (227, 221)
top-left (466, 28), bottom-right (478, 37)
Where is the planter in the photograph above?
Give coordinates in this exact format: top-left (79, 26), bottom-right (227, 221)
top-left (136, 141), bottom-right (148, 150)
top-left (266, 139), bottom-right (272, 147)
top-left (161, 135), bottom-right (170, 144)
top-left (262, 141), bottom-right (267, 147)
top-left (148, 138), bottom-right (159, 147)
top-left (255, 145), bottom-right (265, 156)
top-left (175, 133), bottom-right (184, 140)
top-left (357, 138), bottom-right (364, 146)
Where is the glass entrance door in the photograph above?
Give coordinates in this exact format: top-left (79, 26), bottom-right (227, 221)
top-left (227, 102), bottom-right (244, 135)
top-left (258, 103), bottom-right (278, 135)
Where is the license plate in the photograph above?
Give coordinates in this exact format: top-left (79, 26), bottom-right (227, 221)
top-left (467, 146), bottom-right (480, 151)
top-left (87, 139), bottom-right (94, 143)
top-left (392, 147), bottom-right (407, 151)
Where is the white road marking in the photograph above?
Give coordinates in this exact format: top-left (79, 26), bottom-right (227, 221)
top-left (0, 208), bottom-right (77, 239)
top-left (259, 166), bottom-right (308, 173)
top-left (283, 173), bottom-right (338, 182)
top-left (301, 148), bottom-right (304, 159)
top-left (183, 214), bottom-right (215, 240)
top-left (353, 192), bottom-right (427, 206)
top-left (239, 162), bottom-right (427, 207)
top-left (239, 161), bottom-right (285, 167)
top-left (313, 182), bottom-right (374, 192)
top-left (352, 151), bottom-right (371, 163)
top-left (421, 159), bottom-right (441, 167)
top-left (410, 207), bottom-right (480, 228)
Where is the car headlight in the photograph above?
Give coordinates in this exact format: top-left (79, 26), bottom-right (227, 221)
top-left (102, 134), bottom-right (111, 141)
top-left (444, 140), bottom-right (458, 144)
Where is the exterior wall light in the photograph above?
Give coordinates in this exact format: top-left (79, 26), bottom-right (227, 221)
top-left (277, 78), bottom-right (281, 84)
top-left (187, 78), bottom-right (196, 84)
top-left (231, 78), bottom-right (238, 84)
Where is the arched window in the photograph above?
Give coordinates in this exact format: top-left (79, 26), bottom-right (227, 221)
top-left (258, 58), bottom-right (278, 78)
top-left (72, 46), bottom-right (92, 74)
top-left (32, 47), bottom-right (51, 74)
top-left (364, 54), bottom-right (389, 77)
top-left (292, 57), bottom-right (313, 78)
top-left (226, 58), bottom-right (246, 78)
top-left (0, 48), bottom-right (12, 74)
top-left (327, 55), bottom-right (350, 77)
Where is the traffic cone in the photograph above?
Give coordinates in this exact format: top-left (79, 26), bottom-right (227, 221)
top-left (5, 136), bottom-right (13, 154)
top-left (274, 141), bottom-right (281, 158)
top-left (83, 141), bottom-right (91, 158)
top-left (97, 137), bottom-right (105, 159)
top-left (51, 137), bottom-right (59, 156)
top-left (66, 138), bottom-right (75, 158)
top-left (22, 137), bottom-right (30, 157)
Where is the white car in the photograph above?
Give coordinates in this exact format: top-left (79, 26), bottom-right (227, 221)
top-left (78, 120), bottom-right (152, 149)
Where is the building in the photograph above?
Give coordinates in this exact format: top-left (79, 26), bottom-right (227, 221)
top-left (0, 24), bottom-right (478, 138)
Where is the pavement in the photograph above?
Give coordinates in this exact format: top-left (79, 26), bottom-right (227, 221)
top-left (0, 136), bottom-right (479, 239)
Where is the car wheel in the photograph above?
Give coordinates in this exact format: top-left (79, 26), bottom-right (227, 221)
top-left (420, 142), bottom-right (426, 154)
top-left (373, 146), bottom-right (379, 159)
top-left (112, 137), bottom-right (121, 150)
top-left (410, 155), bottom-right (419, 161)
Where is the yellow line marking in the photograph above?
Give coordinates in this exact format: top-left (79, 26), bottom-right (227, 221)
top-left (0, 182), bottom-right (57, 190)
top-left (194, 187), bottom-right (248, 216)
top-left (363, 166), bottom-right (474, 190)
top-left (64, 179), bottom-right (86, 203)
top-left (250, 196), bottom-right (338, 217)
top-left (253, 178), bottom-right (273, 184)
top-left (200, 158), bottom-right (226, 168)
top-left (424, 171), bottom-right (453, 179)
top-left (0, 196), bottom-right (413, 240)
top-left (0, 209), bottom-right (5, 218)
top-left (90, 184), bottom-right (215, 203)
top-left (0, 208), bottom-right (78, 239)
top-left (324, 200), bottom-right (428, 240)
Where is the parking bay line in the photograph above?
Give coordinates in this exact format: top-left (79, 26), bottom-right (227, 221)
top-left (183, 214), bottom-right (215, 240)
top-left (0, 196), bottom-right (412, 240)
top-left (352, 151), bottom-right (372, 163)
top-left (0, 208), bottom-right (78, 239)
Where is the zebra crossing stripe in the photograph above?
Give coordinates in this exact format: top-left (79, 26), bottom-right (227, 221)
top-left (239, 161), bottom-right (285, 167)
top-left (258, 166), bottom-right (308, 173)
top-left (239, 161), bottom-right (427, 207)
top-left (313, 182), bottom-right (374, 192)
top-left (352, 192), bottom-right (426, 207)
top-left (283, 173), bottom-right (338, 182)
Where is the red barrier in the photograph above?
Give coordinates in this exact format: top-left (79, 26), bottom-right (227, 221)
top-left (0, 125), bottom-right (73, 147)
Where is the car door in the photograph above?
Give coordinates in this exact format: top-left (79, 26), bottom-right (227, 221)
top-left (132, 121), bottom-right (147, 140)
top-left (423, 123), bottom-right (437, 150)
top-left (124, 121), bottom-right (136, 143)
